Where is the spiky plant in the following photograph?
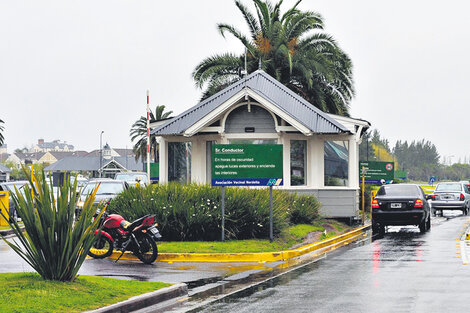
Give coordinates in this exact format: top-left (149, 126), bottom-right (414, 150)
top-left (0, 118), bottom-right (4, 146)
top-left (0, 166), bottom-right (104, 281)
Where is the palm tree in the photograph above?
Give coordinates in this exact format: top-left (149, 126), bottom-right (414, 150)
top-left (192, 0), bottom-right (354, 116)
top-left (130, 105), bottom-right (173, 163)
top-left (0, 119), bottom-right (4, 146)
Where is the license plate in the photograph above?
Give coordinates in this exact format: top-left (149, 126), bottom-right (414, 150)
top-left (148, 226), bottom-right (162, 238)
top-left (442, 195), bottom-right (452, 200)
top-left (391, 203), bottom-right (402, 208)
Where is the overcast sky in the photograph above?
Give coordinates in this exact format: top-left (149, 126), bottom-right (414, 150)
top-left (1, 0), bottom-right (469, 164)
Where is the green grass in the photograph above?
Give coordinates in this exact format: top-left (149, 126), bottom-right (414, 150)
top-left (0, 273), bottom-right (171, 313)
top-left (157, 220), bottom-right (350, 253)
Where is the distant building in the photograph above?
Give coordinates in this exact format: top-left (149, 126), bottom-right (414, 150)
top-left (5, 150), bottom-right (88, 168)
top-left (0, 163), bottom-right (11, 182)
top-left (31, 139), bottom-right (74, 153)
top-left (45, 143), bottom-right (142, 178)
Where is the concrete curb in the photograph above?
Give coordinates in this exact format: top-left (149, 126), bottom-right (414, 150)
top-left (95, 224), bottom-right (371, 263)
top-left (84, 283), bottom-right (188, 313)
top-left (0, 226), bottom-right (23, 237)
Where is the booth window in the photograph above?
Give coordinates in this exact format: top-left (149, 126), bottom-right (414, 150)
top-left (168, 142), bottom-right (191, 184)
top-left (290, 140), bottom-right (306, 186)
top-left (324, 141), bottom-right (349, 186)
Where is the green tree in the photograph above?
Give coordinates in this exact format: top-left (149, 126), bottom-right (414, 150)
top-left (0, 119), bottom-right (4, 146)
top-left (192, 0), bottom-right (354, 116)
top-left (130, 105), bottom-right (173, 163)
top-left (359, 130), bottom-right (375, 161)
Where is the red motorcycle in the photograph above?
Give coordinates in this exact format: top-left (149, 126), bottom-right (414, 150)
top-left (88, 211), bottom-right (162, 264)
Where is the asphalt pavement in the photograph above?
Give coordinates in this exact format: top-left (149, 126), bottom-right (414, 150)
top-left (0, 236), bottom-right (280, 285)
top-left (175, 212), bottom-right (470, 313)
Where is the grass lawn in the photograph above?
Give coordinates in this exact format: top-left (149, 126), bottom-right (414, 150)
top-left (0, 273), bottom-right (171, 313)
top-left (157, 219), bottom-right (350, 254)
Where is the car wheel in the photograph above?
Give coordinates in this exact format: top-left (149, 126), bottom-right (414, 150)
top-left (426, 215), bottom-right (431, 230)
top-left (378, 225), bottom-right (386, 238)
top-left (432, 209), bottom-right (436, 217)
top-left (419, 219), bottom-right (427, 233)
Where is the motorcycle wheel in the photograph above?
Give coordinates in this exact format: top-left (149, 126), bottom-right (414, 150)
top-left (134, 233), bottom-right (158, 264)
top-left (88, 235), bottom-right (113, 259)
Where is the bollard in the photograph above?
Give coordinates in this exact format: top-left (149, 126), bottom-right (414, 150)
top-left (0, 191), bottom-right (9, 226)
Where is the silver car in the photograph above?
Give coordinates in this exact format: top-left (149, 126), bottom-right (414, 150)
top-left (430, 182), bottom-right (470, 215)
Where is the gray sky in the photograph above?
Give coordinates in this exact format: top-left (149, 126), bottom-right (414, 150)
top-left (1, 0), bottom-right (469, 164)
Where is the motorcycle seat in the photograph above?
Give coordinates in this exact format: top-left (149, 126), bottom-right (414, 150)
top-left (124, 215), bottom-right (150, 231)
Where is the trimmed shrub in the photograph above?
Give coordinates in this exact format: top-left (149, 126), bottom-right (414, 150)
top-left (289, 195), bottom-right (322, 225)
top-left (108, 183), bottom-right (320, 241)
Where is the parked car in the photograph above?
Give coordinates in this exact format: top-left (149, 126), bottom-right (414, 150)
top-left (70, 176), bottom-right (88, 188)
top-left (114, 172), bottom-right (148, 187)
top-left (459, 180), bottom-right (470, 191)
top-left (429, 182), bottom-right (470, 216)
top-left (0, 181), bottom-right (29, 222)
top-left (75, 179), bottom-right (128, 218)
top-left (372, 184), bottom-right (431, 236)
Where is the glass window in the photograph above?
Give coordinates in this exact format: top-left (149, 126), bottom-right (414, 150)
top-left (228, 139), bottom-right (277, 145)
top-left (82, 182), bottom-right (125, 196)
top-left (377, 185), bottom-right (419, 197)
top-left (435, 183), bottom-right (462, 192)
top-left (168, 142), bottom-right (192, 184)
top-left (324, 141), bottom-right (349, 186)
top-left (290, 140), bottom-right (306, 186)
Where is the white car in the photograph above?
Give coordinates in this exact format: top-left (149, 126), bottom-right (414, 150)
top-left (114, 172), bottom-right (148, 187)
top-left (429, 182), bottom-right (470, 216)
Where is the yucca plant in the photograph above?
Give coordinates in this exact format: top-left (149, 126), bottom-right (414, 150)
top-left (0, 166), bottom-right (103, 282)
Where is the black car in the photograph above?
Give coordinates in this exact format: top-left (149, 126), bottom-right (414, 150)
top-left (75, 179), bottom-right (128, 218)
top-left (0, 180), bottom-right (28, 222)
top-left (372, 184), bottom-right (431, 236)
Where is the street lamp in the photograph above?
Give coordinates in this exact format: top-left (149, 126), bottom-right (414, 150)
top-left (448, 155), bottom-right (455, 166)
top-left (99, 131), bottom-right (104, 178)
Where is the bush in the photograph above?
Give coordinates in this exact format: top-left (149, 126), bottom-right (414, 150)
top-left (107, 183), bottom-right (320, 241)
top-left (289, 195), bottom-right (321, 224)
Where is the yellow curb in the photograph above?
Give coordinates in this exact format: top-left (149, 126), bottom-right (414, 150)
top-left (95, 224), bottom-right (370, 263)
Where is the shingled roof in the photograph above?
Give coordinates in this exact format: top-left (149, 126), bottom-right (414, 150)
top-left (152, 70), bottom-right (349, 136)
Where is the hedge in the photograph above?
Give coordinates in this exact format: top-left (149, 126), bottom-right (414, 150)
top-left (107, 183), bottom-right (321, 241)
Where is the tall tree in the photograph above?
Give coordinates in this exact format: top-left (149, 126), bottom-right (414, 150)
top-left (130, 105), bottom-right (173, 163)
top-left (192, 0), bottom-right (354, 116)
top-left (0, 119), bottom-right (4, 146)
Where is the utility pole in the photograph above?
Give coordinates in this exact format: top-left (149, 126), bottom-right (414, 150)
top-left (146, 90), bottom-right (151, 185)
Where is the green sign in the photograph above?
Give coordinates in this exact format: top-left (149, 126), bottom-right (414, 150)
top-left (359, 161), bottom-right (394, 183)
top-left (212, 144), bottom-right (283, 186)
top-left (145, 163), bottom-right (159, 181)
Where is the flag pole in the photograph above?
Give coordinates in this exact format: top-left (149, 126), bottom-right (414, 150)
top-left (146, 90), bottom-right (151, 185)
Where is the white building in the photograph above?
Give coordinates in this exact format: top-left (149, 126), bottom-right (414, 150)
top-left (151, 70), bottom-right (370, 221)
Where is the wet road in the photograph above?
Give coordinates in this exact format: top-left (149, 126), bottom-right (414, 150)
top-left (0, 236), bottom-right (280, 285)
top-left (182, 212), bottom-right (470, 313)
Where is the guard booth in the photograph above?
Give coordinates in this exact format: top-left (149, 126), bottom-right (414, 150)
top-left (151, 70), bottom-right (370, 221)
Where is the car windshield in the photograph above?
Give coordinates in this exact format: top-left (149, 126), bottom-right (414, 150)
top-left (115, 173), bottom-right (147, 182)
top-left (377, 185), bottom-right (420, 197)
top-left (435, 183), bottom-right (462, 192)
top-left (82, 182), bottom-right (124, 195)
top-left (1, 183), bottom-right (27, 197)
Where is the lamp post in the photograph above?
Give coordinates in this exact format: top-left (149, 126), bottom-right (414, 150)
top-left (99, 131), bottom-right (104, 178)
